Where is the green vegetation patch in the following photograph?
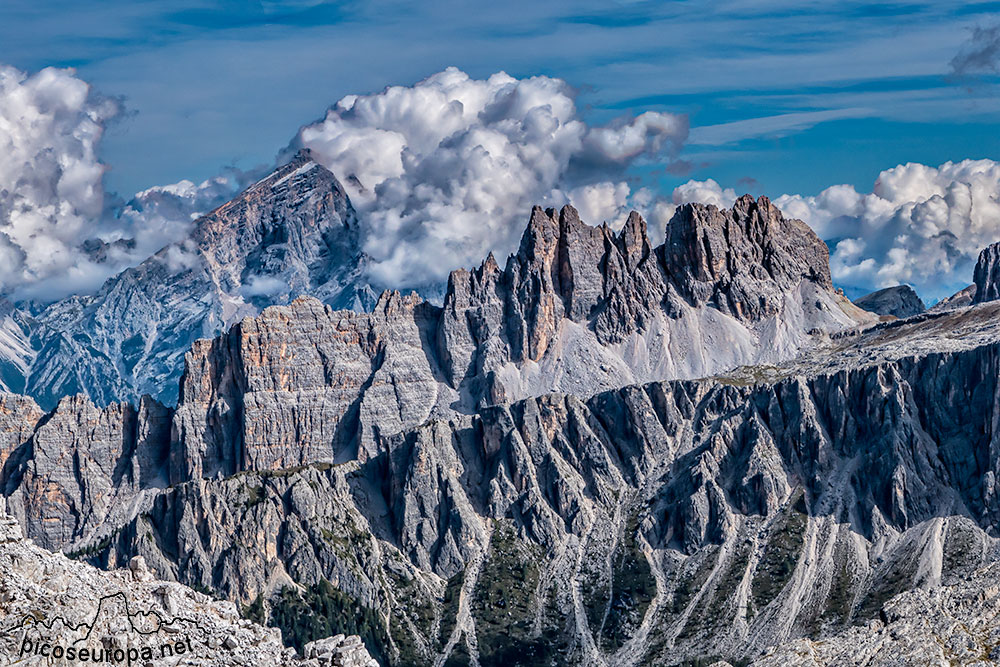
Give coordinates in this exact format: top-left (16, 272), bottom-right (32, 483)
top-left (600, 511), bottom-right (657, 651)
top-left (66, 527), bottom-right (121, 561)
top-left (386, 571), bottom-right (438, 666)
top-left (472, 520), bottom-right (558, 667)
top-left (579, 531), bottom-right (611, 636)
top-left (856, 548), bottom-right (919, 621)
top-left (241, 594), bottom-right (266, 626)
top-left (942, 519), bottom-right (982, 575)
top-left (244, 483), bottom-right (265, 508)
top-left (821, 556), bottom-right (856, 628)
top-left (442, 638), bottom-right (473, 667)
top-left (679, 539), bottom-right (751, 641)
top-left (750, 493), bottom-right (808, 613)
top-left (267, 579), bottom-right (388, 663)
top-left (439, 569), bottom-right (464, 646)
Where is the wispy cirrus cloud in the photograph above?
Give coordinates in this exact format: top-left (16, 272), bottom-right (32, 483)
top-left (1, 0), bottom-right (994, 197)
top-left (689, 108), bottom-right (873, 146)
top-left (951, 23), bottom-right (1000, 77)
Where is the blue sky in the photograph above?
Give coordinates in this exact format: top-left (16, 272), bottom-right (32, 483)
top-left (2, 0), bottom-right (998, 200)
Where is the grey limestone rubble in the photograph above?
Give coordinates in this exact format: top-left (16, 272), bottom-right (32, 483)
top-left (0, 496), bottom-right (377, 666)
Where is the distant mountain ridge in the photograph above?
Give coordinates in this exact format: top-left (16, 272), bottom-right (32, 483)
top-left (0, 153), bottom-right (875, 412)
top-left (853, 285), bottom-right (926, 319)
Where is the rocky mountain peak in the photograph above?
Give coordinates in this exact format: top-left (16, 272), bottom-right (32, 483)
top-left (617, 210), bottom-right (651, 271)
top-left (665, 194), bottom-right (833, 320)
top-left (853, 284), bottom-right (926, 318)
top-left (191, 147), bottom-right (361, 296)
top-left (929, 283), bottom-right (977, 312)
top-left (7, 152), bottom-right (373, 409)
top-left (973, 240), bottom-right (1000, 304)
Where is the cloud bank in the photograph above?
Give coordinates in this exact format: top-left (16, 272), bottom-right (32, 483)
top-left (2, 62), bottom-right (994, 306)
top-left (0, 63), bottom-right (240, 300)
top-left (775, 161), bottom-right (1000, 300)
top-left (0, 64), bottom-right (124, 298)
top-left (288, 67), bottom-right (687, 287)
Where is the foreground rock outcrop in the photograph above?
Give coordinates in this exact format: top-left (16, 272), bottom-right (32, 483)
top-left (0, 497), bottom-right (377, 666)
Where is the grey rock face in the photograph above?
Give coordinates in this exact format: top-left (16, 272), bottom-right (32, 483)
top-left (3, 394), bottom-right (171, 551)
top-left (43, 302), bottom-right (1000, 666)
top-left (164, 196), bottom-right (867, 483)
top-left (664, 194), bottom-right (833, 317)
top-left (853, 285), bottom-right (926, 318)
top-left (0, 393), bottom-right (43, 473)
top-left (974, 241), bottom-right (1000, 304)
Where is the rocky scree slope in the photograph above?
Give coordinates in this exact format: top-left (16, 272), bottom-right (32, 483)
top-left (0, 150), bottom-right (372, 409)
top-left (0, 497), bottom-right (377, 666)
top-left (752, 561), bottom-right (1000, 666)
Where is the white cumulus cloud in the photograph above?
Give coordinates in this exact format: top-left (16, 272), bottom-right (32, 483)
top-left (288, 67), bottom-right (688, 287)
top-left (0, 63), bottom-right (245, 300)
top-left (0, 64), bottom-right (123, 298)
top-left (119, 174), bottom-right (240, 258)
top-left (671, 178), bottom-right (738, 210)
top-left (774, 160), bottom-right (1000, 300)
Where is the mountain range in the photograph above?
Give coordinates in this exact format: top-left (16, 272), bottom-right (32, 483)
top-left (3, 153), bottom-right (1000, 665)
top-left (0, 150), bottom-right (373, 409)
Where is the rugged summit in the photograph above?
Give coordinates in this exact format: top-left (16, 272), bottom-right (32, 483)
top-left (853, 285), bottom-right (925, 319)
top-left (440, 196), bottom-right (868, 410)
top-left (0, 150), bottom-right (372, 409)
top-left (928, 284), bottom-right (976, 312)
